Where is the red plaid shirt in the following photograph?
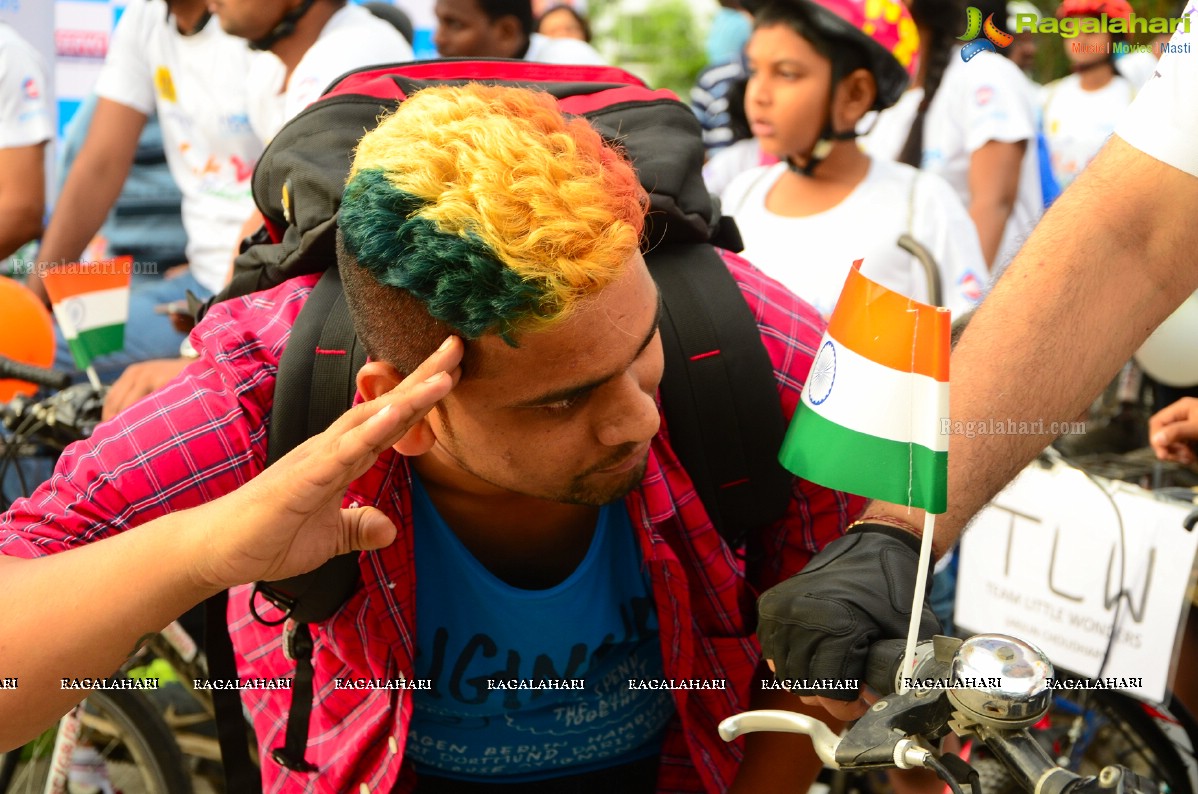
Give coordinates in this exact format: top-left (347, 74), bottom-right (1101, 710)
top-left (0, 252), bottom-right (859, 793)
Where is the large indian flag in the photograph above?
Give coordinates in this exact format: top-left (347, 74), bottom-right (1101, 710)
top-left (780, 261), bottom-right (951, 513)
top-left (42, 257), bottom-right (133, 371)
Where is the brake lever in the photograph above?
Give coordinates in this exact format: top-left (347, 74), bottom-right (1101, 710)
top-left (718, 709), bottom-right (845, 767)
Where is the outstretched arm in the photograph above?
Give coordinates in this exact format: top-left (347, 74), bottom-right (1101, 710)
top-left (0, 338), bottom-right (461, 750)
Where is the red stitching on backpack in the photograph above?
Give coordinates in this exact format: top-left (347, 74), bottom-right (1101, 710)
top-left (315, 347), bottom-right (346, 356)
top-left (690, 350), bottom-right (720, 361)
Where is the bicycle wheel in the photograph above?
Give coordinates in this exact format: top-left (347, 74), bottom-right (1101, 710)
top-left (0, 688), bottom-right (194, 794)
top-left (972, 685), bottom-right (1198, 794)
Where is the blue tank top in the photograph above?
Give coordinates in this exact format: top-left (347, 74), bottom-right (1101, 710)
top-left (406, 476), bottom-right (673, 781)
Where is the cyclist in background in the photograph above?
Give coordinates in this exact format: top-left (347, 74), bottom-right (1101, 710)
top-left (721, 0), bottom-right (985, 320)
top-left (860, 0), bottom-right (1043, 274)
top-left (535, 4), bottom-right (592, 42)
top-left (99, 0), bottom-right (416, 418)
top-left (1040, 0), bottom-right (1138, 192)
top-left (215, 0), bottom-right (413, 144)
top-left (0, 21), bottom-right (51, 264)
top-left (432, 0), bottom-right (606, 63)
top-left (757, 5), bottom-right (1198, 722)
top-left (26, 0), bottom-right (261, 383)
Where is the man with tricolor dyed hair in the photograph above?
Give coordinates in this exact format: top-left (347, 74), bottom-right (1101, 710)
top-left (0, 82), bottom-right (857, 793)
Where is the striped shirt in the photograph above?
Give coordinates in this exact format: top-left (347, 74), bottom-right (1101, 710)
top-left (0, 251), bottom-right (859, 793)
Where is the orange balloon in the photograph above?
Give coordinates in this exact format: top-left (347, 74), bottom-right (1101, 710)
top-left (0, 276), bottom-right (56, 401)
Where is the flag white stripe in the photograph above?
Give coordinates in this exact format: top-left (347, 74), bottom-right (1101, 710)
top-left (51, 287), bottom-right (129, 338)
top-left (802, 334), bottom-right (949, 452)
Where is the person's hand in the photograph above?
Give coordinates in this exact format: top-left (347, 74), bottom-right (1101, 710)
top-left (23, 271), bottom-right (50, 308)
top-left (1150, 397), bottom-right (1198, 466)
top-left (756, 525), bottom-right (941, 722)
top-left (189, 336), bottom-right (462, 591)
top-left (102, 358), bottom-right (192, 420)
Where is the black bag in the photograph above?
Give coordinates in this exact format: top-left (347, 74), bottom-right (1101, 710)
top-left (201, 60), bottom-right (794, 788)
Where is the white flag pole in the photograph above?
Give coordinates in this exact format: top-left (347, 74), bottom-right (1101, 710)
top-left (50, 302), bottom-right (103, 391)
top-left (897, 512), bottom-right (936, 693)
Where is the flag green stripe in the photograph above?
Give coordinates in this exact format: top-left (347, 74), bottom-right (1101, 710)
top-left (780, 404), bottom-right (947, 513)
top-left (65, 323), bottom-right (125, 369)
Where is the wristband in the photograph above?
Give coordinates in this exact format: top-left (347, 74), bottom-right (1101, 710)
top-left (845, 521), bottom-right (938, 577)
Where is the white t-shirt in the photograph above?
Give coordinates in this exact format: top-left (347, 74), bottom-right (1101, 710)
top-left (720, 158), bottom-right (987, 320)
top-left (857, 87), bottom-right (921, 163)
top-left (919, 49), bottom-right (1043, 273)
top-left (94, 1), bottom-right (261, 294)
top-left (703, 138), bottom-right (771, 198)
top-left (524, 32), bottom-right (606, 65)
top-left (1040, 74), bottom-right (1136, 190)
top-left (1116, 9), bottom-right (1198, 179)
top-left (0, 23), bottom-right (51, 148)
top-left (246, 4), bottom-right (414, 143)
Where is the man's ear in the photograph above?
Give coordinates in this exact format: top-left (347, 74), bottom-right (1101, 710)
top-left (356, 360), bottom-right (439, 456)
top-left (493, 14), bottom-right (525, 55)
top-left (833, 68), bottom-right (878, 131)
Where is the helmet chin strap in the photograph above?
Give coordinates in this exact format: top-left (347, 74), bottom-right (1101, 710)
top-left (787, 127), bottom-right (859, 177)
top-left (250, 0), bottom-right (318, 51)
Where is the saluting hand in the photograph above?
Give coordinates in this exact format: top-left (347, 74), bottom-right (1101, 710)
top-left (190, 336), bottom-right (462, 590)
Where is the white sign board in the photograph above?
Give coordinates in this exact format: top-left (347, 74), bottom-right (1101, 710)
top-left (956, 459), bottom-right (1198, 704)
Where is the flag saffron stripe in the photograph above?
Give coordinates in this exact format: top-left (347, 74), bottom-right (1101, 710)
top-left (804, 334), bottom-right (949, 452)
top-left (41, 256), bottom-right (133, 302)
top-left (780, 405), bottom-right (948, 513)
top-left (826, 262), bottom-right (951, 382)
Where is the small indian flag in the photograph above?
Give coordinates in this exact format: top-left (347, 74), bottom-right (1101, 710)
top-left (42, 256), bottom-right (133, 371)
top-left (780, 260), bottom-right (950, 513)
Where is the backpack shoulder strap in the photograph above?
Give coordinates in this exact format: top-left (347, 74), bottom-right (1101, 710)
top-left (206, 267), bottom-right (368, 785)
top-left (652, 242), bottom-right (792, 551)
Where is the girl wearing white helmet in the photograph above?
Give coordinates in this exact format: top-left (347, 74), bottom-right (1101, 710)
top-left (720, 0), bottom-right (987, 321)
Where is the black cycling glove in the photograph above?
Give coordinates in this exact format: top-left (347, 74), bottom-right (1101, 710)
top-left (756, 523), bottom-right (942, 699)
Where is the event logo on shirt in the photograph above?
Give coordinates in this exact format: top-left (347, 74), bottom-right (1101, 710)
top-left (21, 76), bottom-right (38, 100)
top-left (154, 67), bottom-right (177, 103)
top-left (958, 271), bottom-right (984, 304)
top-left (959, 7), bottom-right (1013, 61)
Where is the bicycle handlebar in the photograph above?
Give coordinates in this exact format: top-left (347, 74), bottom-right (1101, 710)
top-left (0, 355), bottom-right (71, 392)
top-left (719, 634), bottom-right (1162, 794)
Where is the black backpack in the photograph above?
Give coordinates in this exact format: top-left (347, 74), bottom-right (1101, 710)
top-left (200, 60), bottom-right (794, 789)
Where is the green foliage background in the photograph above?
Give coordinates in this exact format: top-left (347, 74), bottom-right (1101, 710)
top-left (587, 0), bottom-right (710, 99)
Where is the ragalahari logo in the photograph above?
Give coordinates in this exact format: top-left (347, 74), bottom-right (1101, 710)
top-left (959, 7), bottom-right (1014, 61)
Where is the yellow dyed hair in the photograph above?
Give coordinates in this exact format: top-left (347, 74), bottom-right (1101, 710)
top-left (339, 82), bottom-right (649, 341)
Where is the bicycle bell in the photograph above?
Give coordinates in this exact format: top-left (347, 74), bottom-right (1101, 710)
top-left (945, 634), bottom-right (1052, 728)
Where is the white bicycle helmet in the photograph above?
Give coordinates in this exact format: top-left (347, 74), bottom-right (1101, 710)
top-left (1007, 0), bottom-right (1041, 29)
top-left (1134, 292), bottom-right (1198, 388)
